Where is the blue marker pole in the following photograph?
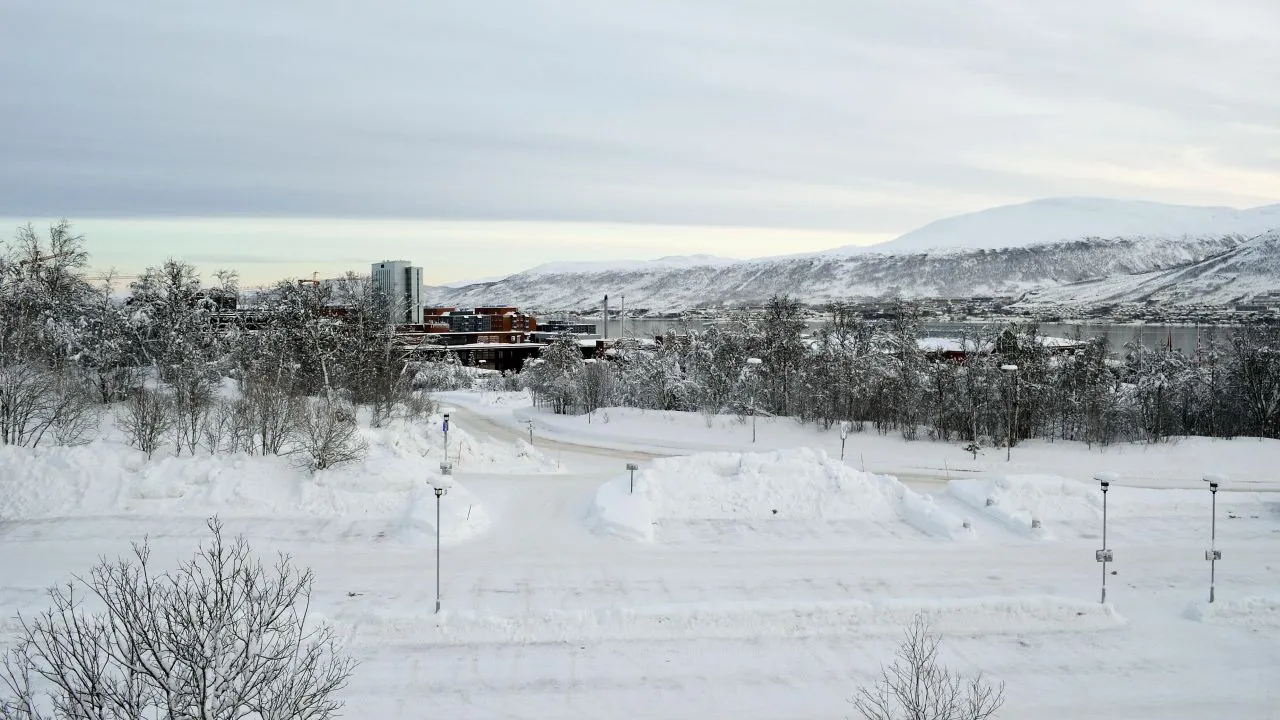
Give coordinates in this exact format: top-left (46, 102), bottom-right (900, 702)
top-left (442, 413), bottom-right (450, 463)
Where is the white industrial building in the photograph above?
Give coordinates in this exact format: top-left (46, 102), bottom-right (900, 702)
top-left (371, 260), bottom-right (424, 324)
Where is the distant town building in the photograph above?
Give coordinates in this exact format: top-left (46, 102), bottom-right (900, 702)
top-left (371, 260), bottom-right (424, 324)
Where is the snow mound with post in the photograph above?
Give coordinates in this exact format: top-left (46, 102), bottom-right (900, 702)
top-left (414, 412), bottom-right (561, 474)
top-left (1184, 597), bottom-right (1280, 627)
top-left (948, 474), bottom-right (1268, 540)
top-left (0, 420), bottom-right (494, 545)
top-left (949, 475), bottom-right (1091, 539)
top-left (588, 448), bottom-right (971, 542)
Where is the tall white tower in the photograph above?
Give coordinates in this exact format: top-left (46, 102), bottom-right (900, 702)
top-left (371, 260), bottom-right (424, 324)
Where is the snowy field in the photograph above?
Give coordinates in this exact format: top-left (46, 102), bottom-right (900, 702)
top-left (3, 392), bottom-right (1280, 718)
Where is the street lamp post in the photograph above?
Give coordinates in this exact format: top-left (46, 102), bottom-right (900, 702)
top-left (434, 462), bottom-right (453, 614)
top-left (1204, 473), bottom-right (1225, 603)
top-left (626, 462), bottom-right (639, 494)
top-left (746, 357), bottom-right (763, 443)
top-left (1000, 364), bottom-right (1019, 461)
top-left (1095, 473), bottom-right (1118, 603)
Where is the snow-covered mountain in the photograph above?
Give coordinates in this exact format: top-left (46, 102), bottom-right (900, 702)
top-left (424, 198), bottom-right (1280, 311)
top-left (862, 197), bottom-right (1280, 254)
top-left (511, 255), bottom-right (738, 277)
top-left (1018, 230), bottom-right (1280, 308)
top-left (426, 235), bottom-right (1245, 312)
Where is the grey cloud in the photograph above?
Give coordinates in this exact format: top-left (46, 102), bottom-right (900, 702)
top-left (1, 0), bottom-right (1277, 230)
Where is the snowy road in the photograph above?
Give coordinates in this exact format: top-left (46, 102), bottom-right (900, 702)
top-left (2, 403), bottom-right (1278, 719)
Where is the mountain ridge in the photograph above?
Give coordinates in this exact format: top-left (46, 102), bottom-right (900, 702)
top-left (426, 198), bottom-right (1280, 311)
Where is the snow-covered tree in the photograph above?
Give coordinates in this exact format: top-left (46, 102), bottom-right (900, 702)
top-left (523, 334), bottom-right (585, 414)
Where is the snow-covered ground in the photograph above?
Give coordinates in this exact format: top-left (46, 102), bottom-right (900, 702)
top-left (447, 391), bottom-right (1280, 489)
top-left (3, 392), bottom-right (1279, 719)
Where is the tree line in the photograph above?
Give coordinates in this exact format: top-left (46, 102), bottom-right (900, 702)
top-left (0, 222), bottom-right (429, 468)
top-left (519, 295), bottom-right (1280, 447)
top-left (5, 223), bottom-right (1278, 461)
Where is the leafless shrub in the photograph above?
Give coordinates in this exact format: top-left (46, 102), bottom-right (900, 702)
top-left (478, 370), bottom-right (522, 392)
top-left (853, 614), bottom-right (1005, 720)
top-left (403, 390), bottom-right (437, 420)
top-left (114, 387), bottom-right (172, 459)
top-left (225, 397), bottom-right (257, 454)
top-left (200, 398), bottom-right (237, 454)
top-left (48, 378), bottom-right (101, 447)
top-left (368, 395), bottom-right (394, 430)
top-left (85, 365), bottom-right (141, 405)
top-left (238, 381), bottom-right (299, 455)
top-left (0, 362), bottom-right (98, 448)
top-left (0, 518), bottom-right (355, 720)
top-left (293, 400), bottom-right (368, 472)
top-left (169, 373), bottom-right (214, 456)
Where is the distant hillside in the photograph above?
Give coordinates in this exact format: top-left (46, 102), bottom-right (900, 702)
top-left (1017, 230), bottom-right (1280, 308)
top-left (423, 197), bottom-right (1280, 311)
top-left (425, 235), bottom-right (1244, 312)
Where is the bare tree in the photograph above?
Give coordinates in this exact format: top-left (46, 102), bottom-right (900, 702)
top-left (237, 382), bottom-right (299, 456)
top-left (168, 371), bottom-right (214, 456)
top-left (0, 518), bottom-right (355, 720)
top-left (853, 615), bottom-right (1005, 720)
top-left (0, 363), bottom-right (98, 448)
top-left (115, 387), bottom-right (173, 459)
top-left (293, 399), bottom-right (368, 472)
top-left (199, 398), bottom-right (236, 454)
top-left (47, 376), bottom-right (100, 447)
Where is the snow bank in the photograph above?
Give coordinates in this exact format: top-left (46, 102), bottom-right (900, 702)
top-left (405, 412), bottom-right (560, 474)
top-left (586, 478), bottom-right (654, 542)
top-left (950, 475), bottom-right (1267, 539)
top-left (589, 449), bottom-right (970, 541)
top-left (0, 417), bottom-right (501, 544)
top-left (949, 475), bottom-right (1089, 539)
top-left (342, 596), bottom-right (1124, 646)
top-left (1184, 598), bottom-right (1280, 628)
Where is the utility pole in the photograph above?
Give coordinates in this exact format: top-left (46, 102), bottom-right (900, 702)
top-left (1205, 474), bottom-right (1225, 603)
top-left (434, 462), bottom-right (452, 614)
top-left (1095, 473), bottom-right (1117, 603)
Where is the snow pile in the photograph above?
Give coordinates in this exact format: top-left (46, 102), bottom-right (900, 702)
top-left (587, 477), bottom-right (655, 541)
top-left (950, 475), bottom-right (1097, 538)
top-left (403, 413), bottom-right (560, 474)
top-left (0, 419), bottom-right (497, 545)
top-left (1184, 598), bottom-right (1280, 627)
top-left (588, 449), bottom-right (971, 541)
top-left (950, 475), bottom-right (1267, 539)
top-left (343, 596), bottom-right (1124, 646)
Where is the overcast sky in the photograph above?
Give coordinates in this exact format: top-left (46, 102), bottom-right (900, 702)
top-left (3, 0), bottom-right (1278, 283)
